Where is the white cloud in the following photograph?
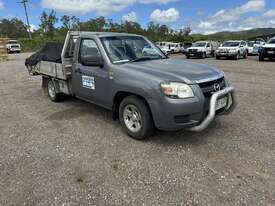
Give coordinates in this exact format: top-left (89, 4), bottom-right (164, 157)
top-left (139, 0), bottom-right (178, 3)
top-left (263, 9), bottom-right (275, 18)
top-left (150, 8), bottom-right (180, 23)
top-left (0, 0), bottom-right (4, 10)
top-left (122, 12), bottom-right (138, 22)
top-left (195, 0), bottom-right (267, 34)
top-left (41, 0), bottom-right (177, 15)
top-left (41, 0), bottom-right (134, 15)
top-left (30, 24), bottom-right (38, 32)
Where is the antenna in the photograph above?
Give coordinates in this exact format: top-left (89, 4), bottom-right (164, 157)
top-left (19, 0), bottom-right (32, 39)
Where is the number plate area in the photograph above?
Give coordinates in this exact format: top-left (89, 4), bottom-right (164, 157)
top-left (216, 97), bottom-right (228, 111)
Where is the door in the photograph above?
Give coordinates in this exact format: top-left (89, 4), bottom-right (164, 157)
top-left (72, 38), bottom-right (111, 107)
top-left (206, 43), bottom-right (211, 55)
top-left (240, 41), bottom-right (246, 55)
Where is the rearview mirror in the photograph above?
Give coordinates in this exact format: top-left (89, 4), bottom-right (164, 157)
top-left (81, 54), bottom-right (103, 67)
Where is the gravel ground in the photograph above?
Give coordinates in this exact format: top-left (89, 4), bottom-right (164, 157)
top-left (0, 53), bottom-right (275, 206)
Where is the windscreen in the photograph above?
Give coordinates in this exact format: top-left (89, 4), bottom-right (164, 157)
top-left (222, 42), bottom-right (240, 47)
top-left (101, 36), bottom-right (166, 64)
top-left (247, 42), bottom-right (254, 47)
top-left (268, 39), bottom-right (275, 44)
top-left (192, 42), bottom-right (206, 47)
top-left (9, 40), bottom-right (18, 44)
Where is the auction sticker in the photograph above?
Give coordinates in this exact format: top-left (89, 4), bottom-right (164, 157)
top-left (82, 75), bottom-right (95, 90)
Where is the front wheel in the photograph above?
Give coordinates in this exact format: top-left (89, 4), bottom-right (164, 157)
top-left (234, 53), bottom-right (240, 60)
top-left (243, 51), bottom-right (247, 59)
top-left (119, 96), bottom-right (155, 140)
top-left (259, 54), bottom-right (265, 61)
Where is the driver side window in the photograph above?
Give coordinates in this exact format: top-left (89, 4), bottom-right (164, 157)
top-left (79, 39), bottom-right (100, 63)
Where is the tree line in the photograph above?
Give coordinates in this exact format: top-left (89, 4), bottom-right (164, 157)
top-left (0, 10), bottom-right (195, 44)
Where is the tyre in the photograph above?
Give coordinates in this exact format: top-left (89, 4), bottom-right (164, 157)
top-left (259, 55), bottom-right (265, 61)
top-left (216, 56), bottom-right (220, 60)
top-left (234, 52), bottom-right (240, 60)
top-left (47, 79), bottom-right (63, 102)
top-left (201, 52), bottom-right (206, 59)
top-left (243, 51), bottom-right (247, 59)
top-left (186, 55), bottom-right (190, 59)
top-left (119, 96), bottom-right (155, 140)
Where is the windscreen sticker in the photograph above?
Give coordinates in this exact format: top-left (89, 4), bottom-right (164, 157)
top-left (82, 75), bottom-right (95, 90)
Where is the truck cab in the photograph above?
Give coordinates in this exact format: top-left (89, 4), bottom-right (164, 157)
top-left (26, 32), bottom-right (235, 140)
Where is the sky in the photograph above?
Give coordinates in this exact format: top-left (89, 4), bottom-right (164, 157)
top-left (0, 0), bottom-right (275, 34)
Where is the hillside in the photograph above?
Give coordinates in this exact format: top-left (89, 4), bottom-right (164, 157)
top-left (206, 28), bottom-right (275, 41)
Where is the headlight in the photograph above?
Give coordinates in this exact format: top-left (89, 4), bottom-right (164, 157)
top-left (160, 82), bottom-right (194, 99)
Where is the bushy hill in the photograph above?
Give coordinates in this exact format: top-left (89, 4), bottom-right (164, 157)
top-left (206, 28), bottom-right (275, 41)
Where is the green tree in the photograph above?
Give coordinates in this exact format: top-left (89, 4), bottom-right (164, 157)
top-left (39, 10), bottom-right (58, 39)
top-left (0, 18), bottom-right (28, 38)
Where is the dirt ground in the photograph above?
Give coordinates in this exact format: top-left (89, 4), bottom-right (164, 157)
top-left (0, 53), bottom-right (274, 206)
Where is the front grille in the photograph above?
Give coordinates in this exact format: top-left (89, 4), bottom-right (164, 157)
top-left (265, 48), bottom-right (275, 52)
top-left (174, 115), bottom-right (190, 124)
top-left (189, 49), bottom-right (198, 53)
top-left (11, 45), bottom-right (19, 48)
top-left (199, 77), bottom-right (226, 97)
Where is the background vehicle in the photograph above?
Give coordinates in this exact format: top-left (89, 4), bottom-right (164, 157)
top-left (169, 43), bottom-right (181, 53)
top-left (181, 42), bottom-right (192, 54)
top-left (156, 41), bottom-right (172, 55)
top-left (216, 40), bottom-right (248, 60)
top-left (25, 32), bottom-right (235, 140)
top-left (185, 41), bottom-right (218, 59)
top-left (247, 38), bottom-right (265, 55)
top-left (6, 40), bottom-right (21, 53)
top-left (258, 37), bottom-right (275, 61)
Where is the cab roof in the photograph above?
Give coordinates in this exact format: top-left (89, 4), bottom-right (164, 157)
top-left (69, 31), bottom-right (142, 38)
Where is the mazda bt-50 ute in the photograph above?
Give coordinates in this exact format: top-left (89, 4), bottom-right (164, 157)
top-left (25, 32), bottom-right (235, 140)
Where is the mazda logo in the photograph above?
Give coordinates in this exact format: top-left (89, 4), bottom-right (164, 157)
top-left (213, 83), bottom-right (221, 91)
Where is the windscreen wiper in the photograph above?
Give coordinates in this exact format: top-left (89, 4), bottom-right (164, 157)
top-left (130, 57), bottom-right (161, 63)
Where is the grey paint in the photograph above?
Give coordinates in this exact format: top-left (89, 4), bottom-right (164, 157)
top-left (65, 32), bottom-right (233, 131)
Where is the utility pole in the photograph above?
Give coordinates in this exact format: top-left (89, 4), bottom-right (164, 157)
top-left (19, 0), bottom-right (32, 39)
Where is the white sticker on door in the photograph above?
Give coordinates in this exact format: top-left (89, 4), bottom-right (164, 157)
top-left (82, 75), bottom-right (95, 90)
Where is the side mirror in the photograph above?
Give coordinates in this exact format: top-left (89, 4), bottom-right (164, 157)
top-left (81, 54), bottom-right (103, 67)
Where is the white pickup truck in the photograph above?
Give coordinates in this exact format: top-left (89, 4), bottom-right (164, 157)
top-left (6, 40), bottom-right (21, 53)
top-left (215, 40), bottom-right (248, 60)
top-left (185, 41), bottom-right (218, 59)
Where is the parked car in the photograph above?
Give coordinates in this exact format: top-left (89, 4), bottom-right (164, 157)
top-left (216, 40), bottom-right (248, 60)
top-left (181, 43), bottom-right (192, 54)
top-left (185, 41), bottom-right (218, 59)
top-left (247, 39), bottom-right (265, 55)
top-left (25, 32), bottom-right (235, 140)
top-left (158, 45), bottom-right (171, 55)
top-left (6, 40), bottom-right (21, 53)
top-left (169, 43), bottom-right (181, 53)
top-left (258, 37), bottom-right (275, 61)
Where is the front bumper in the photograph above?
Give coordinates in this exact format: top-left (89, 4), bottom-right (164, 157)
top-left (8, 48), bottom-right (21, 52)
top-left (149, 86), bottom-right (235, 131)
top-left (188, 87), bottom-right (235, 132)
top-left (216, 52), bottom-right (237, 57)
top-left (186, 51), bottom-right (204, 57)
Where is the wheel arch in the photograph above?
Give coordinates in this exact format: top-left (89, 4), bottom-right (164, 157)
top-left (112, 91), bottom-right (154, 122)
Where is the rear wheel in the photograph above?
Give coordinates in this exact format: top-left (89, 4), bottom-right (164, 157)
top-left (47, 79), bottom-right (63, 102)
top-left (119, 96), bottom-right (154, 140)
